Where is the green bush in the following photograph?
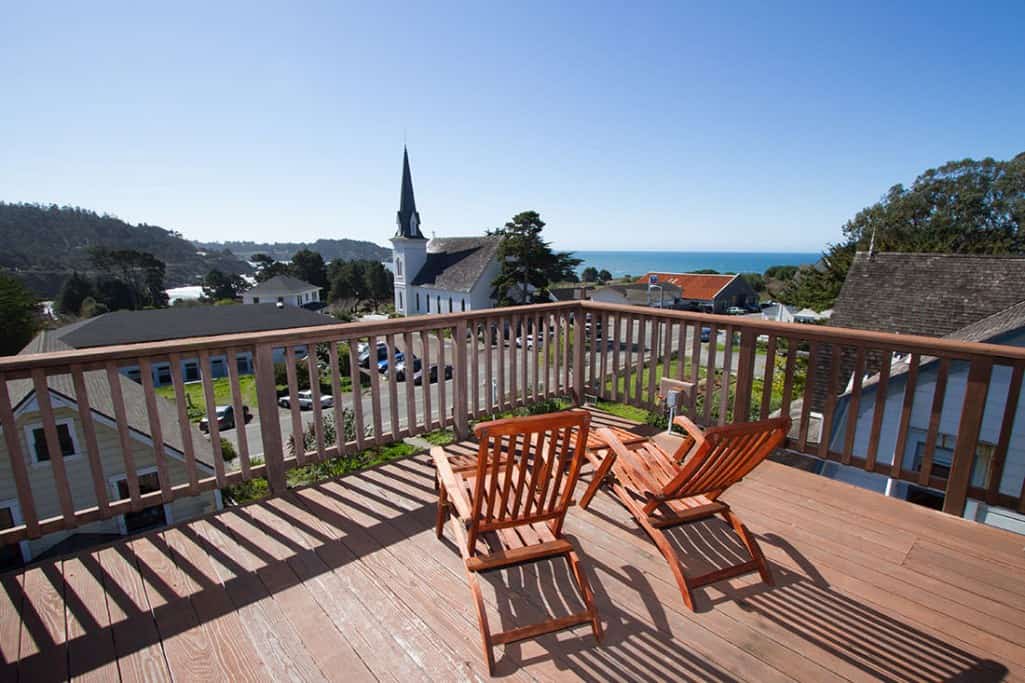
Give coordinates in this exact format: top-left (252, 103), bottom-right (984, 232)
top-left (219, 438), bottom-right (238, 462)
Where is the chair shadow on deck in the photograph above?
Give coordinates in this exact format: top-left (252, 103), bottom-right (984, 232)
top-left (1, 453), bottom-right (1011, 682)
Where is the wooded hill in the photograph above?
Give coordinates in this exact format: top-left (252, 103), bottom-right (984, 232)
top-left (196, 238), bottom-right (390, 263)
top-left (0, 203), bottom-right (252, 297)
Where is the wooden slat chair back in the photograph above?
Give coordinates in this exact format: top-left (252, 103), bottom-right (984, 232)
top-left (433, 410), bottom-right (602, 673)
top-left (589, 414), bottom-right (791, 611)
top-left (466, 411), bottom-right (589, 550)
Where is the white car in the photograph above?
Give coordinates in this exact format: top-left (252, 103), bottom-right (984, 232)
top-left (279, 390), bottom-right (334, 411)
top-left (515, 334), bottom-right (544, 350)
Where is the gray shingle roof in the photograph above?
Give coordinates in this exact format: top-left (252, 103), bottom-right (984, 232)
top-left (61, 303), bottom-right (335, 348)
top-left (830, 252), bottom-right (1025, 337)
top-left (244, 275), bottom-right (319, 296)
top-left (9, 330), bottom-right (212, 466)
top-left (411, 236), bottom-right (501, 292)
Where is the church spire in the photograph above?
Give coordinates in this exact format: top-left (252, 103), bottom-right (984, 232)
top-left (396, 146), bottom-right (424, 239)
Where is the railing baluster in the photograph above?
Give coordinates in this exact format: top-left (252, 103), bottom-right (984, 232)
top-left (469, 324), bottom-right (480, 418)
top-left (562, 311), bottom-right (571, 394)
top-left (733, 328), bottom-right (757, 424)
top-left (865, 353), bottom-right (891, 471)
top-left (405, 331), bottom-right (419, 429)
top-left (675, 318), bottom-right (686, 383)
top-left (663, 316), bottom-right (674, 385)
top-left (168, 353), bottom-right (200, 494)
top-left (703, 323), bottom-right (718, 425)
top-left (496, 317), bottom-right (506, 409)
top-left (454, 319), bottom-right (469, 438)
top-left (106, 362), bottom-right (141, 506)
top-left (509, 314), bottom-right (519, 406)
top-left (348, 339), bottom-right (367, 450)
top-left (534, 313), bottom-right (543, 400)
top-left (225, 348), bottom-right (252, 477)
top-left (588, 310), bottom-right (598, 394)
top-left (634, 316), bottom-right (645, 406)
top-left (689, 321), bottom-right (701, 419)
top-left (386, 333), bottom-right (400, 441)
top-left (817, 343), bottom-right (842, 460)
top-left (797, 342), bottom-right (818, 450)
top-left (609, 313), bottom-right (621, 402)
top-left (891, 353), bottom-right (920, 477)
top-left (759, 335), bottom-right (777, 421)
top-left (0, 375), bottom-right (39, 537)
top-left (254, 343), bottom-right (286, 493)
top-left (647, 317), bottom-right (659, 408)
top-left (718, 327), bottom-right (735, 425)
top-left (988, 360), bottom-right (1022, 504)
top-left (483, 323), bottom-right (493, 415)
top-left (306, 349), bottom-right (326, 461)
top-left (282, 346), bottom-right (306, 464)
top-left (70, 364), bottom-right (109, 514)
top-left (367, 335), bottom-right (384, 443)
top-left (32, 369), bottom-right (77, 526)
top-left (573, 306), bottom-right (586, 404)
top-left (780, 341), bottom-right (797, 426)
top-left (437, 328), bottom-right (448, 425)
top-left (943, 358), bottom-right (993, 516)
top-left (328, 342), bottom-right (347, 455)
top-left (919, 358), bottom-right (950, 486)
top-left (623, 314), bottom-right (634, 406)
top-left (198, 350), bottom-right (228, 486)
top-left (520, 315), bottom-right (529, 405)
top-left (842, 346), bottom-right (866, 464)
top-left (599, 312), bottom-right (609, 399)
top-left (138, 358), bottom-right (173, 502)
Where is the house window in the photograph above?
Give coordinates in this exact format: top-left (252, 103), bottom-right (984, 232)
top-left (183, 361), bottom-right (200, 382)
top-left (253, 296), bottom-right (260, 304)
top-left (155, 364), bottom-right (173, 386)
top-left (416, 292), bottom-right (421, 312)
top-left (26, 420), bottom-right (79, 464)
top-left (211, 358), bottom-right (227, 377)
top-left (0, 503), bottom-right (25, 570)
top-left (237, 355), bottom-right (252, 374)
top-left (113, 471), bottom-right (167, 534)
top-left (277, 296), bottom-right (284, 304)
top-left (124, 367), bottom-right (142, 383)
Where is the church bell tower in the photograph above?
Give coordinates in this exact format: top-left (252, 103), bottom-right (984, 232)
top-left (390, 146), bottom-right (428, 315)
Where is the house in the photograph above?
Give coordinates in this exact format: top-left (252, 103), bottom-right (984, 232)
top-left (548, 286), bottom-right (595, 302)
top-left (1, 330), bottom-right (219, 568)
top-left (242, 275), bottom-right (322, 307)
top-left (590, 282), bottom-right (682, 308)
top-left (50, 303), bottom-right (337, 387)
top-left (826, 298), bottom-right (1025, 534)
top-left (762, 303), bottom-right (799, 323)
top-left (636, 272), bottom-right (758, 313)
top-left (390, 147), bottom-right (503, 315)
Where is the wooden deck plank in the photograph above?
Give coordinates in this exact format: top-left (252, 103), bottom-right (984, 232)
top-left (64, 553), bottom-right (119, 682)
top-left (98, 543), bottom-right (172, 682)
top-left (0, 572), bottom-right (23, 681)
top-left (17, 561), bottom-right (67, 682)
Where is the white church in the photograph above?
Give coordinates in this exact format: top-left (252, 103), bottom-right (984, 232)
top-left (391, 148), bottom-right (502, 316)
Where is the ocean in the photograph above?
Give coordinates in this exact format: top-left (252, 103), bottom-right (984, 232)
top-left (571, 251), bottom-right (819, 279)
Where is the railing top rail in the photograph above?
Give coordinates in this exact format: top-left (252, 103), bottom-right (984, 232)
top-left (579, 301), bottom-right (1025, 362)
top-left (0, 301), bottom-right (579, 376)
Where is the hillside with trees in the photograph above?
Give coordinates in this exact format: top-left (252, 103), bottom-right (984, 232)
top-left (196, 238), bottom-right (390, 263)
top-left (780, 152), bottom-right (1025, 311)
top-left (0, 203), bottom-right (251, 297)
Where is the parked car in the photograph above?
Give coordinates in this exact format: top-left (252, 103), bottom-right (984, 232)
top-left (414, 363), bottom-right (453, 385)
top-left (278, 390), bottom-right (334, 410)
top-left (394, 356), bottom-right (421, 382)
top-left (358, 342), bottom-right (390, 368)
top-left (199, 404), bottom-right (252, 433)
top-left (515, 334), bottom-right (544, 350)
top-left (726, 306), bottom-right (746, 315)
top-left (700, 326), bottom-right (712, 343)
top-left (377, 349), bottom-right (405, 373)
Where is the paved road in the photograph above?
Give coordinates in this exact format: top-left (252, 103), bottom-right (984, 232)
top-left (215, 319), bottom-right (769, 459)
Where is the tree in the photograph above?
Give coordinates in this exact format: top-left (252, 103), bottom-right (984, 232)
top-left (329, 259), bottom-right (368, 309)
top-left (597, 269), bottom-right (613, 283)
top-left (739, 272), bottom-right (765, 292)
top-left (251, 253), bottom-right (291, 282)
top-left (89, 247), bottom-right (168, 309)
top-left (363, 261), bottom-right (392, 308)
top-left (55, 272), bottom-right (95, 315)
top-left (290, 249), bottom-right (328, 290)
top-left (201, 269), bottom-right (247, 301)
top-left (0, 273), bottom-right (39, 355)
top-left (581, 267), bottom-right (598, 283)
top-left (781, 153), bottom-right (1025, 310)
top-left (490, 211), bottom-right (581, 306)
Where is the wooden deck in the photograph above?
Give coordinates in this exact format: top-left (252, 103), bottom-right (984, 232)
top-left (2, 410), bottom-right (1024, 682)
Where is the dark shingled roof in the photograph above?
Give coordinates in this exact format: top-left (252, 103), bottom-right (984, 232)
top-left (61, 303), bottom-right (335, 348)
top-left (830, 252), bottom-right (1025, 337)
top-left (596, 282), bottom-right (682, 306)
top-left (411, 236), bottom-right (501, 292)
top-left (244, 275), bottom-right (319, 296)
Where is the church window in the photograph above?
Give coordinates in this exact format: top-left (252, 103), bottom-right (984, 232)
top-left (436, 295), bottom-right (441, 312)
top-left (396, 257), bottom-right (403, 278)
top-left (399, 292), bottom-right (403, 310)
top-left (416, 293), bottom-right (420, 311)
top-left (461, 299), bottom-right (466, 312)
top-left (426, 295), bottom-right (430, 312)
top-left (448, 297), bottom-right (453, 312)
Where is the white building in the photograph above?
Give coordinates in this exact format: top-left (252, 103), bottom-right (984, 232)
top-left (390, 148), bottom-right (501, 316)
top-left (242, 275), bottom-right (321, 307)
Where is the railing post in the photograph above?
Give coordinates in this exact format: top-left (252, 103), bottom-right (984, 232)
top-left (572, 304), bottom-right (586, 405)
top-left (453, 319), bottom-right (469, 439)
top-left (255, 343), bottom-right (287, 495)
top-left (943, 358), bottom-right (992, 517)
top-left (733, 328), bottom-right (757, 422)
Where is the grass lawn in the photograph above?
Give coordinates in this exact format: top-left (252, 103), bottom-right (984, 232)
top-left (155, 375), bottom-right (260, 422)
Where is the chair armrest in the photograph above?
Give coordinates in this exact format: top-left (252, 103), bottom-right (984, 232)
top-left (671, 415), bottom-right (706, 463)
top-left (595, 428), bottom-right (664, 496)
top-left (431, 446), bottom-right (473, 520)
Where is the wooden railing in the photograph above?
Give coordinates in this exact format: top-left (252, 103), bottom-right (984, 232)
top-left (1, 300), bottom-right (1023, 548)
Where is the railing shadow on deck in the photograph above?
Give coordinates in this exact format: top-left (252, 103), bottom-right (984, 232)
top-left (3, 453), bottom-right (1011, 682)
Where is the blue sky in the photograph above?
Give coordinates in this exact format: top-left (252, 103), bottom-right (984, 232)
top-left (2, 2), bottom-right (1023, 252)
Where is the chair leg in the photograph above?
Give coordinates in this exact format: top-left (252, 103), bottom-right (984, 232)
top-left (722, 509), bottom-right (773, 586)
top-left (466, 568), bottom-right (496, 675)
top-left (566, 549), bottom-right (603, 642)
top-left (640, 517), bottom-right (695, 610)
top-left (436, 476), bottom-right (449, 539)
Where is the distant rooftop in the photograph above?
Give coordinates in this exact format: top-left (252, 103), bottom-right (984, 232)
top-left (637, 272), bottom-right (736, 301)
top-left (244, 275), bottom-right (319, 295)
top-left (411, 236), bottom-right (501, 292)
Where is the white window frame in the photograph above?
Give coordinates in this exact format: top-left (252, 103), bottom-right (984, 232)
top-left (0, 498), bottom-right (32, 565)
top-left (108, 466), bottom-right (174, 536)
top-left (23, 417), bottom-right (82, 467)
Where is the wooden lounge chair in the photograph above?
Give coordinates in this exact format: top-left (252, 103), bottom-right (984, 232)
top-left (433, 410), bottom-right (603, 674)
top-left (585, 415), bottom-right (791, 611)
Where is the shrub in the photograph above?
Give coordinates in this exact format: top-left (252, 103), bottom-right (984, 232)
top-left (219, 437), bottom-right (238, 462)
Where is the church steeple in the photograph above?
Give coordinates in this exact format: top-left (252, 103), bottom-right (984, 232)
top-left (396, 146), bottom-right (424, 239)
